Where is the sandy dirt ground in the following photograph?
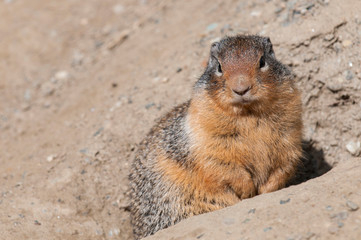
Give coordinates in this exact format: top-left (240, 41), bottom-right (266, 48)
top-left (0, 0), bottom-right (360, 239)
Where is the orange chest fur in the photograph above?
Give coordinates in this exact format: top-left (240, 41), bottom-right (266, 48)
top-left (186, 110), bottom-right (298, 188)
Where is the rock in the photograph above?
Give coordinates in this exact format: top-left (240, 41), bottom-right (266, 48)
top-left (280, 198), bottom-right (291, 204)
top-left (346, 141), bottom-right (361, 156)
top-left (324, 33), bottom-right (335, 41)
top-left (107, 29), bottom-right (130, 50)
top-left (220, 24), bottom-right (232, 34)
top-left (34, 220), bottom-right (41, 225)
top-left (344, 70), bottom-right (354, 80)
top-left (72, 51), bottom-right (84, 66)
top-left (333, 42), bottom-right (342, 52)
top-left (145, 102), bottom-right (155, 109)
top-left (346, 200), bottom-right (359, 211)
top-left (54, 71), bottom-right (69, 81)
top-left (248, 208), bottom-right (256, 214)
top-left (206, 23), bottom-right (218, 32)
top-left (152, 77), bottom-right (160, 83)
top-left (153, 77), bottom-right (169, 83)
top-left (337, 221), bottom-right (344, 228)
top-left (342, 40), bottom-right (352, 47)
top-left (330, 211), bottom-right (348, 220)
top-left (303, 40), bottom-right (311, 47)
top-left (21, 103), bottom-right (31, 112)
top-left (304, 232), bottom-right (316, 239)
top-left (93, 127), bottom-right (104, 137)
top-left (46, 154), bottom-right (57, 162)
top-left (102, 25), bottom-right (113, 36)
top-left (328, 225), bottom-right (338, 234)
top-left (326, 81), bottom-right (343, 93)
top-left (41, 82), bottom-right (55, 96)
top-left (250, 11), bottom-right (261, 17)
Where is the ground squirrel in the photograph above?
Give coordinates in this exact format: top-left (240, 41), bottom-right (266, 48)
top-left (129, 35), bottom-right (303, 239)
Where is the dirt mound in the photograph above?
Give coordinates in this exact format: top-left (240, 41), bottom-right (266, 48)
top-left (0, 0), bottom-right (360, 239)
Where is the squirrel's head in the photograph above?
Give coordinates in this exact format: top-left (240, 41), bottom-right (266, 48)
top-left (200, 35), bottom-right (294, 115)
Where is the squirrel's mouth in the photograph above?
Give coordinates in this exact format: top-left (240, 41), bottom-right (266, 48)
top-left (231, 92), bottom-right (257, 105)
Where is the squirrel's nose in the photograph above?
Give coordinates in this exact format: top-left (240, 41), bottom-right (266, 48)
top-left (232, 86), bottom-right (251, 96)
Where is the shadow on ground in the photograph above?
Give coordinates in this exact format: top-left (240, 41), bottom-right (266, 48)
top-left (290, 140), bottom-right (332, 186)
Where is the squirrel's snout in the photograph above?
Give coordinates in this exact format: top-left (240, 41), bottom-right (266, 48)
top-left (232, 85), bottom-right (251, 96)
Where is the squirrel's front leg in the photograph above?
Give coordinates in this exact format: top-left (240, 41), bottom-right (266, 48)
top-left (258, 167), bottom-right (294, 194)
top-left (230, 170), bottom-right (257, 200)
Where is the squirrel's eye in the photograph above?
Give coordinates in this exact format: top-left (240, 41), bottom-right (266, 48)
top-left (215, 60), bottom-right (223, 76)
top-left (217, 62), bottom-right (222, 73)
top-left (259, 55), bottom-right (266, 69)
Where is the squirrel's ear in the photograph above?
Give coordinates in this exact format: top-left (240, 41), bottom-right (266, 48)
top-left (263, 37), bottom-right (275, 58)
top-left (210, 42), bottom-right (220, 57)
top-left (207, 42), bottom-right (221, 71)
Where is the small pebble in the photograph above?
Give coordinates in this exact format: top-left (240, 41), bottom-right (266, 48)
top-left (346, 200), bottom-right (359, 211)
top-left (79, 148), bottom-right (88, 154)
top-left (328, 225), bottom-right (338, 234)
top-left (263, 226), bottom-right (272, 232)
top-left (326, 81), bottom-right (343, 93)
top-left (304, 232), bottom-right (315, 239)
top-left (206, 23), bottom-right (218, 32)
top-left (331, 211), bottom-right (348, 220)
top-left (72, 50), bottom-right (84, 66)
top-left (344, 70), bottom-right (354, 80)
top-left (333, 42), bottom-right (342, 52)
top-left (280, 198), bottom-right (291, 204)
top-left (54, 71), bottom-right (69, 81)
top-left (324, 33), bottom-right (335, 41)
top-left (21, 103), bottom-right (31, 112)
top-left (250, 10), bottom-right (261, 17)
top-left (196, 233), bottom-right (205, 239)
top-left (112, 228), bottom-right (120, 235)
top-left (93, 127), bottom-right (104, 137)
top-left (34, 220), bottom-right (41, 225)
top-left (303, 40), bottom-right (311, 46)
top-left (145, 103), bottom-right (155, 109)
top-left (107, 29), bottom-right (130, 50)
top-left (248, 208), bottom-right (256, 214)
top-left (342, 40), bottom-right (352, 47)
top-left (346, 141), bottom-right (361, 156)
top-left (47, 154), bottom-right (57, 162)
top-left (326, 205), bottom-right (333, 211)
top-left (337, 221), bottom-right (344, 228)
top-left (242, 218), bottom-right (250, 223)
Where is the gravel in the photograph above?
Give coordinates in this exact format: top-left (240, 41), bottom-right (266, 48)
top-left (346, 200), bottom-right (359, 211)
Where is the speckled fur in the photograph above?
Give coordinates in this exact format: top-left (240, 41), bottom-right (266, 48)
top-left (129, 35), bottom-right (303, 239)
